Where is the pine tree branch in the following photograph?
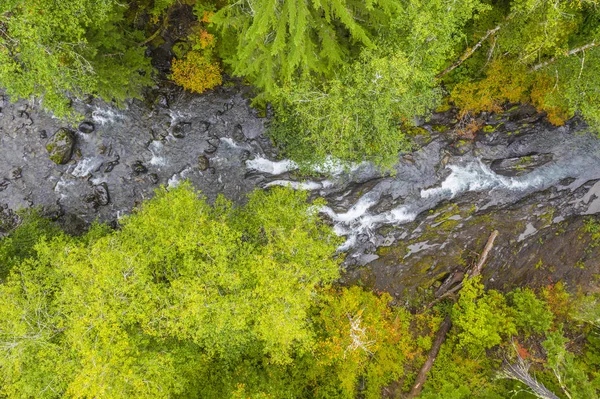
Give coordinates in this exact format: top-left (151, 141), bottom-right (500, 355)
top-left (531, 41), bottom-right (599, 71)
top-left (436, 25), bottom-right (501, 79)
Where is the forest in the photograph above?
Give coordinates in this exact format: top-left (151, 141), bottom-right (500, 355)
top-left (0, 0), bottom-right (599, 398)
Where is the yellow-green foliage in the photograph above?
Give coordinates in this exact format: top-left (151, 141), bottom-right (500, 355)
top-left (0, 184), bottom-right (341, 398)
top-left (306, 286), bottom-right (419, 399)
top-left (171, 50), bottom-right (222, 94)
top-left (171, 12), bottom-right (222, 94)
top-left (452, 276), bottom-right (517, 355)
top-left (0, 0), bottom-right (152, 120)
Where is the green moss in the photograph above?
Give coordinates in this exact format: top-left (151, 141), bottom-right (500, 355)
top-left (431, 124), bottom-right (449, 133)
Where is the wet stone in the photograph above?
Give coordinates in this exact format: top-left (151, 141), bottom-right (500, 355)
top-left (204, 137), bottom-right (220, 154)
top-left (78, 121), bottom-right (95, 134)
top-left (10, 168), bottom-right (22, 180)
top-left (198, 155), bottom-right (210, 171)
top-left (156, 94), bottom-right (169, 109)
top-left (172, 122), bottom-right (192, 138)
top-left (490, 153), bottom-right (553, 177)
top-left (132, 161), bottom-right (148, 175)
top-left (233, 124), bottom-right (245, 141)
top-left (104, 157), bottom-right (120, 173)
top-left (199, 121), bottom-right (210, 132)
top-left (93, 183), bottom-right (110, 206)
top-left (239, 150), bottom-right (251, 163)
top-left (46, 128), bottom-right (75, 164)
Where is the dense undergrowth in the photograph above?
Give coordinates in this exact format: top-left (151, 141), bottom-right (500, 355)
top-left (0, 185), bottom-right (598, 398)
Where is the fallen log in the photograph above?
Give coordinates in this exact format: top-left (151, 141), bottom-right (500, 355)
top-left (406, 230), bottom-right (499, 398)
top-left (406, 315), bottom-right (452, 399)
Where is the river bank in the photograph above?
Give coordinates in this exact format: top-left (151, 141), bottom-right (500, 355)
top-left (1, 87), bottom-right (599, 296)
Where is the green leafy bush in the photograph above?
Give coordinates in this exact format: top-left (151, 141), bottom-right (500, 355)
top-left (509, 288), bottom-right (554, 335)
top-left (452, 276), bottom-right (517, 355)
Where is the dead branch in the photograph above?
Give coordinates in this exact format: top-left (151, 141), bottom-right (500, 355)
top-left (499, 341), bottom-right (560, 399)
top-left (426, 230), bottom-right (499, 308)
top-left (437, 26), bottom-right (501, 78)
top-left (472, 230), bottom-right (499, 277)
top-left (408, 230), bottom-right (500, 397)
top-left (406, 315), bottom-right (452, 399)
top-left (531, 41), bottom-right (599, 71)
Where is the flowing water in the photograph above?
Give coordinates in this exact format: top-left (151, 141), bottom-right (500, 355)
top-left (1, 87), bottom-right (600, 290)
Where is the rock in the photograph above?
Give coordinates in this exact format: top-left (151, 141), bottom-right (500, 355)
top-left (172, 122), bottom-right (191, 138)
top-left (233, 124), bottom-right (245, 141)
top-left (198, 155), bottom-right (210, 171)
top-left (104, 156), bottom-right (120, 173)
top-left (0, 204), bottom-right (19, 235)
top-left (37, 129), bottom-right (48, 139)
top-left (10, 168), bottom-right (22, 180)
top-left (93, 183), bottom-right (110, 206)
top-left (46, 128), bottom-right (75, 164)
top-left (449, 140), bottom-right (472, 156)
top-left (199, 121), bottom-right (211, 132)
top-left (156, 94), bottom-right (169, 109)
top-left (78, 121), bottom-right (95, 134)
top-left (149, 173), bottom-right (159, 184)
top-left (132, 161), bottom-right (147, 175)
top-left (239, 150), bottom-right (251, 163)
top-left (490, 153), bottom-right (553, 177)
top-left (204, 137), bottom-right (220, 154)
top-left (0, 180), bottom-right (9, 192)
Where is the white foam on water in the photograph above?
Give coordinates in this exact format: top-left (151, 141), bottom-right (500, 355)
top-left (92, 107), bottom-right (123, 125)
top-left (167, 175), bottom-right (180, 188)
top-left (265, 179), bottom-right (333, 190)
top-left (246, 157), bottom-right (298, 175)
top-left (311, 156), bottom-right (363, 175)
top-left (220, 137), bottom-right (248, 150)
top-left (71, 157), bottom-right (102, 178)
top-left (421, 161), bottom-right (544, 199)
top-left (265, 180), bottom-right (331, 190)
top-left (149, 141), bottom-right (166, 166)
top-left (53, 177), bottom-right (75, 200)
top-left (321, 196), bottom-right (377, 223)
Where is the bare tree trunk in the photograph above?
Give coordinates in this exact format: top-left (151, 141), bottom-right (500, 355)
top-left (436, 26), bottom-right (501, 78)
top-left (406, 315), bottom-right (452, 399)
top-left (406, 230), bottom-right (500, 397)
top-left (499, 354), bottom-right (561, 399)
top-left (472, 230), bottom-right (499, 277)
top-left (531, 41), bottom-right (599, 71)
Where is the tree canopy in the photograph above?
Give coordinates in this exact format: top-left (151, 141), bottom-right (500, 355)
top-left (0, 0), bottom-right (152, 119)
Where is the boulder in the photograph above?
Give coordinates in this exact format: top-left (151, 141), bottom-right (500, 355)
top-left (78, 121), bottom-right (95, 134)
top-left (490, 153), bottom-right (553, 177)
top-left (46, 128), bottom-right (75, 164)
top-left (198, 155), bottom-right (210, 171)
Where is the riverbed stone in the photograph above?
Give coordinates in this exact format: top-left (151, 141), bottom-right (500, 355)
top-left (46, 128), bottom-right (75, 164)
top-left (93, 183), bottom-right (110, 206)
top-left (172, 122), bottom-right (191, 138)
top-left (490, 153), bottom-right (553, 177)
top-left (198, 155), bottom-right (210, 171)
top-left (132, 161), bottom-right (147, 175)
top-left (78, 121), bottom-right (95, 134)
